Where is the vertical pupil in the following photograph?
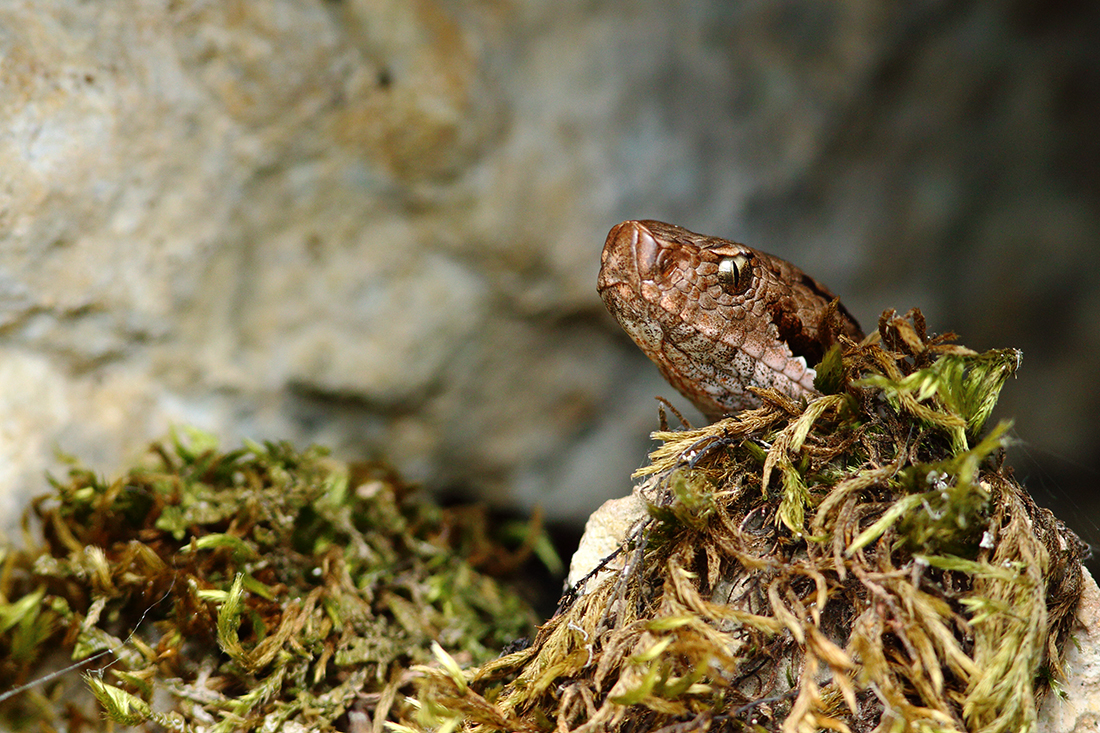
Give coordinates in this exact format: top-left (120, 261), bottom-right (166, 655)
top-left (719, 257), bottom-right (739, 288)
top-left (718, 254), bottom-right (751, 292)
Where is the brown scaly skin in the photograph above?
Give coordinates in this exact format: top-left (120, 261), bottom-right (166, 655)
top-left (598, 220), bottom-right (864, 420)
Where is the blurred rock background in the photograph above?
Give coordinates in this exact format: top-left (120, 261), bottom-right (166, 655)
top-left (1, 1), bottom-right (1097, 566)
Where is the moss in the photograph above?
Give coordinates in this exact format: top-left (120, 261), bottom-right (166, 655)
top-left (413, 309), bottom-right (1087, 733)
top-left (0, 432), bottom-right (542, 732)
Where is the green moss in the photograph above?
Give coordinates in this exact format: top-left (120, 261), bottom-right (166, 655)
top-left (0, 433), bottom-right (541, 732)
top-left (412, 309), bottom-right (1087, 733)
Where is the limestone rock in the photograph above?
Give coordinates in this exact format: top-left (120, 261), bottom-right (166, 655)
top-left (1039, 570), bottom-right (1100, 733)
top-left (566, 492), bottom-right (646, 589)
top-left (0, 1), bottom-right (1097, 538)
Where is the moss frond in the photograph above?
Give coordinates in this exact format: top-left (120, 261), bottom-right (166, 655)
top-left (1, 437), bottom-right (541, 731)
top-left (412, 309), bottom-right (1086, 733)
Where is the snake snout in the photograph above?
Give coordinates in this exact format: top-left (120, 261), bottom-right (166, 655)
top-left (603, 220), bottom-right (663, 281)
top-left (627, 222), bottom-right (661, 281)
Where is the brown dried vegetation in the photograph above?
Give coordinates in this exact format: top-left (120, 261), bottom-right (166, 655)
top-left (414, 310), bottom-right (1087, 733)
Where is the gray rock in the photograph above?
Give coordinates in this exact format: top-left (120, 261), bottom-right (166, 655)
top-left (0, 1), bottom-right (1097, 539)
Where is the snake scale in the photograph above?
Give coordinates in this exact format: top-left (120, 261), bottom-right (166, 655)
top-left (598, 220), bottom-right (864, 420)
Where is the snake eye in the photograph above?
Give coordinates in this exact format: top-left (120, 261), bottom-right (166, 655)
top-left (717, 253), bottom-right (752, 293)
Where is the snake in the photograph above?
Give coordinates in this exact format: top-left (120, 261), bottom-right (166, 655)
top-left (598, 220), bottom-right (864, 420)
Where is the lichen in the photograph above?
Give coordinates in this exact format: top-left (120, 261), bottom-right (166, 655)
top-left (412, 309), bottom-right (1087, 733)
top-left (0, 431), bottom-right (543, 732)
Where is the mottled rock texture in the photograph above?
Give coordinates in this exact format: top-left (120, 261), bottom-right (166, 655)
top-left (1040, 570), bottom-right (1100, 733)
top-left (1, 2), bottom-right (1098, 541)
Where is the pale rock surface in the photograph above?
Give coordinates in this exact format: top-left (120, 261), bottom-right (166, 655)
top-left (0, 1), bottom-right (1098, 541)
top-left (566, 491), bottom-right (647, 590)
top-left (1039, 570), bottom-right (1100, 733)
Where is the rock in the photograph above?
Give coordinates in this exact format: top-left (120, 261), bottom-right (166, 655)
top-left (1039, 569), bottom-right (1100, 733)
top-left (1, 1), bottom-right (1098, 540)
top-left (566, 492), bottom-right (647, 589)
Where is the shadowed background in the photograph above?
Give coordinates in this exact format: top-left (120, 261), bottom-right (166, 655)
top-left (1, 1), bottom-right (1096, 569)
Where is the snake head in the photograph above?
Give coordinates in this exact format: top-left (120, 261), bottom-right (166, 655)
top-left (599, 220), bottom-right (863, 419)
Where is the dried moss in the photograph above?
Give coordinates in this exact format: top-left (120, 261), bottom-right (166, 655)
top-left (413, 309), bottom-right (1088, 733)
top-left (0, 431), bottom-right (541, 732)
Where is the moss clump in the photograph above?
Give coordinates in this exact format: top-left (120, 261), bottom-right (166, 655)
top-left (413, 309), bottom-right (1087, 733)
top-left (0, 432), bottom-right (541, 732)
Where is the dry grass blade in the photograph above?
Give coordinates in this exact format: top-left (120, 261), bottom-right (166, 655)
top-left (411, 309), bottom-right (1087, 733)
